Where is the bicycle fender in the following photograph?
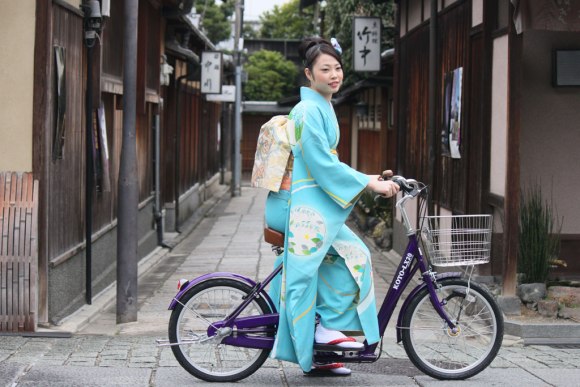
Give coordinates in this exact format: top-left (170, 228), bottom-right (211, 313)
top-left (168, 272), bottom-right (278, 314)
top-left (395, 271), bottom-right (462, 342)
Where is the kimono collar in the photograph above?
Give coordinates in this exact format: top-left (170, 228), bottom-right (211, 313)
top-left (300, 87), bottom-right (332, 107)
top-left (299, 87), bottom-right (339, 149)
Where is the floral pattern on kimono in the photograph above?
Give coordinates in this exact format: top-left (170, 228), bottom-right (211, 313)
top-left (269, 87), bottom-right (380, 372)
top-left (251, 115), bottom-right (294, 192)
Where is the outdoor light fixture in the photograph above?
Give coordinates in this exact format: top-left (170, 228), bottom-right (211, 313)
top-left (81, 0), bottom-right (102, 48)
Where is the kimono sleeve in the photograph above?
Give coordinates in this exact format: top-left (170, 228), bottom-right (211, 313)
top-left (298, 107), bottom-right (370, 209)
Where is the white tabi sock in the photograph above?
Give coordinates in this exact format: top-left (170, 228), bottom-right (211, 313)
top-left (314, 323), bottom-right (364, 349)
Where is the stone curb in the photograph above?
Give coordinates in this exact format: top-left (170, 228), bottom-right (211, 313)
top-left (504, 320), bottom-right (580, 345)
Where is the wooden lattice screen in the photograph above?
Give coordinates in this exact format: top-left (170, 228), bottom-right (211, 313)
top-left (0, 172), bottom-right (38, 332)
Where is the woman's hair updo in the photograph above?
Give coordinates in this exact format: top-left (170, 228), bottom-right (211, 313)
top-left (298, 37), bottom-right (342, 71)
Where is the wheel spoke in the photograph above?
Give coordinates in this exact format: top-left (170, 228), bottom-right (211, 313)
top-left (402, 280), bottom-right (503, 379)
top-left (169, 280), bottom-right (273, 382)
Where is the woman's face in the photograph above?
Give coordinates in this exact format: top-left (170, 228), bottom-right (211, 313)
top-left (305, 53), bottom-right (343, 100)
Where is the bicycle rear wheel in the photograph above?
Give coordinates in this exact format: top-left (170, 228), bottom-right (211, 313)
top-left (168, 278), bottom-right (273, 382)
top-left (401, 278), bottom-right (503, 380)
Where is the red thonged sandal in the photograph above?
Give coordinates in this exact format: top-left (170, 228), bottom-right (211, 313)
top-left (325, 337), bottom-right (364, 348)
top-left (314, 324), bottom-right (364, 349)
top-left (304, 362), bottom-right (351, 377)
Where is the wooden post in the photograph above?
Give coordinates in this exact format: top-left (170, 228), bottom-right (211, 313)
top-left (502, 4), bottom-right (522, 297)
top-left (32, 0), bottom-right (52, 325)
top-left (427, 0), bottom-right (437, 211)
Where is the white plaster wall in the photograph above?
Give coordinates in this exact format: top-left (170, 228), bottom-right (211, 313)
top-left (445, 0), bottom-right (458, 8)
top-left (408, 0), bottom-right (423, 31)
top-left (61, 0), bottom-right (78, 8)
top-left (406, 0), bottom-right (466, 30)
top-left (400, 1), bottom-right (407, 37)
top-left (423, 0), bottom-right (431, 22)
top-left (351, 112), bottom-right (359, 170)
top-left (439, 207), bottom-right (452, 216)
top-left (490, 36), bottom-right (509, 197)
top-left (0, 2), bottom-right (35, 172)
top-left (472, 0), bottom-right (483, 26)
top-left (520, 31), bottom-right (580, 233)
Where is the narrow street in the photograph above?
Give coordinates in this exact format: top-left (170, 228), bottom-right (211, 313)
top-left (2, 186), bottom-right (579, 386)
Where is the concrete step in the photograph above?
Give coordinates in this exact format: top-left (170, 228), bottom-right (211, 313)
top-left (505, 319), bottom-right (580, 345)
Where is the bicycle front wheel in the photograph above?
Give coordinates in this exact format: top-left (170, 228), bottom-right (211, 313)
top-left (168, 278), bottom-right (273, 382)
top-left (401, 278), bottom-right (503, 380)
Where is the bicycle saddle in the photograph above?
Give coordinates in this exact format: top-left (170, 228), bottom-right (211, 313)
top-left (264, 227), bottom-right (284, 247)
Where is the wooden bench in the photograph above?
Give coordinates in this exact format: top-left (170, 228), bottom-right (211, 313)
top-left (0, 172), bottom-right (38, 332)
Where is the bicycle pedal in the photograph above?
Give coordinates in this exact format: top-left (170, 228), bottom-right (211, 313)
top-left (313, 343), bottom-right (365, 352)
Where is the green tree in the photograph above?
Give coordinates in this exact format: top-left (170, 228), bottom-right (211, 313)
top-left (219, 0), bottom-right (235, 18)
top-left (259, 0), bottom-right (316, 39)
top-left (195, 0), bottom-right (233, 44)
top-left (244, 50), bottom-right (299, 101)
top-left (322, 0), bottom-right (396, 85)
top-left (243, 23), bottom-right (259, 39)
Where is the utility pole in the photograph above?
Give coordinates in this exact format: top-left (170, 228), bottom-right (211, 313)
top-left (117, 0), bottom-right (139, 324)
top-left (232, 0), bottom-right (244, 197)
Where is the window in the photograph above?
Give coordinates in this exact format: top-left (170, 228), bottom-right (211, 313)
top-left (357, 87), bottom-right (382, 131)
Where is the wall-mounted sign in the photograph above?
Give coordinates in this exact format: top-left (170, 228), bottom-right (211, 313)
top-left (554, 50), bottom-right (580, 87)
top-left (353, 17), bottom-right (381, 72)
top-left (442, 67), bottom-right (463, 159)
top-left (206, 85), bottom-right (236, 102)
top-left (201, 51), bottom-right (223, 94)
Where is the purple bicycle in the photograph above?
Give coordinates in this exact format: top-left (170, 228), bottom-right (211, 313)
top-left (158, 176), bottom-right (504, 382)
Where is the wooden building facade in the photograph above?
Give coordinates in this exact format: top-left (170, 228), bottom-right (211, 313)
top-left (0, 0), bottom-right (228, 330)
top-left (394, 0), bottom-right (580, 292)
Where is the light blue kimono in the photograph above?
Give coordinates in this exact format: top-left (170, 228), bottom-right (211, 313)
top-left (268, 87), bottom-right (380, 372)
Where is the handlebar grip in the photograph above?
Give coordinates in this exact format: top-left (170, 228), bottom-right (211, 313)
top-left (379, 173), bottom-right (422, 196)
top-left (390, 176), bottom-right (413, 194)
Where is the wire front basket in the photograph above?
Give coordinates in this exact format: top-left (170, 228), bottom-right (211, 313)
top-left (421, 215), bottom-right (492, 267)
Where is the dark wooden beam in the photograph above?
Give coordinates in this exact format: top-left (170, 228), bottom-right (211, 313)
top-left (502, 2), bottom-right (522, 296)
top-left (32, 0), bottom-right (53, 325)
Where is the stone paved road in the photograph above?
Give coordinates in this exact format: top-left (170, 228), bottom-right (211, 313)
top-left (2, 186), bottom-right (580, 386)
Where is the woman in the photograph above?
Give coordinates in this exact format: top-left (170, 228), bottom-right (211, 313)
top-left (265, 37), bottom-right (399, 376)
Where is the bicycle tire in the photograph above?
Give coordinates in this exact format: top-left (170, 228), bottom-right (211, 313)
top-left (168, 278), bottom-right (273, 382)
top-left (401, 278), bottom-right (503, 380)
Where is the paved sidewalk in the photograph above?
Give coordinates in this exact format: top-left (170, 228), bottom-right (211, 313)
top-left (2, 184), bottom-right (580, 386)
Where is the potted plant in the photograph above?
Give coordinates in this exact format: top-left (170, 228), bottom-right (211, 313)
top-left (353, 191), bottom-right (394, 250)
top-left (517, 182), bottom-right (563, 309)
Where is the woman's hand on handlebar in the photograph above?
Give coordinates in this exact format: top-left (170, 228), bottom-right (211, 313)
top-left (367, 174), bottom-right (400, 198)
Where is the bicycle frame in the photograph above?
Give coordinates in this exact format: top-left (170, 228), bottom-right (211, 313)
top-left (167, 189), bottom-right (463, 362)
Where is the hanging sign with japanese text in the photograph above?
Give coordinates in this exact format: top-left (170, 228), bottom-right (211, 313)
top-left (206, 85), bottom-right (236, 102)
top-left (201, 51), bottom-right (223, 94)
top-left (353, 17), bottom-right (381, 72)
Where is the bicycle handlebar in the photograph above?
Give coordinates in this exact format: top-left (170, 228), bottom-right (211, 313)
top-left (380, 174), bottom-right (427, 235)
top-left (382, 174), bottom-right (424, 197)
